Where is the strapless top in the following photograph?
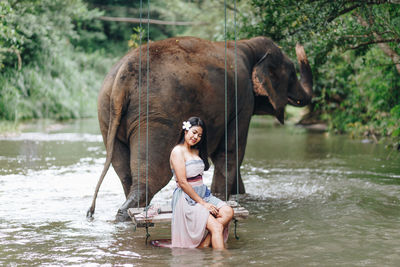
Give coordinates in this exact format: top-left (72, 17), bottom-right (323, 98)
top-left (172, 159), bottom-right (204, 179)
top-left (185, 159), bottom-right (204, 178)
top-left (172, 159), bottom-right (212, 206)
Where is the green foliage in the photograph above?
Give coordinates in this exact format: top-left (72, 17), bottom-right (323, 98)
top-left (69, 4), bottom-right (106, 53)
top-left (313, 46), bottom-right (400, 145)
top-left (237, 0), bottom-right (400, 146)
top-left (157, 0), bottom-right (250, 41)
top-left (0, 47), bottom-right (117, 121)
top-left (0, 0), bottom-right (199, 124)
top-left (0, 1), bottom-right (23, 69)
top-left (0, 0), bottom-right (98, 68)
top-left (0, 0), bottom-right (117, 122)
top-left (84, 0), bottom-right (189, 49)
top-left (128, 26), bottom-right (146, 48)
top-left (73, 0), bottom-right (133, 53)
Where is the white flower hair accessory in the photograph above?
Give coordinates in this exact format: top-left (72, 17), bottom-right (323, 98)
top-left (182, 121), bottom-right (192, 131)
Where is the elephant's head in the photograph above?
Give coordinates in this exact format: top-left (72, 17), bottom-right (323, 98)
top-left (249, 37), bottom-right (313, 124)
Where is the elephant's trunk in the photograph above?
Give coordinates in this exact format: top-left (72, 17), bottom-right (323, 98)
top-left (295, 44), bottom-right (313, 102)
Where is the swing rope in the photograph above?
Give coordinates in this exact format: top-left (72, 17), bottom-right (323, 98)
top-left (132, 0), bottom-right (143, 234)
top-left (233, 0), bottom-right (239, 240)
top-left (224, 0), bottom-right (228, 203)
top-left (136, 0), bottom-right (150, 244)
top-left (233, 0), bottom-right (240, 240)
top-left (145, 0), bottom-right (151, 245)
top-left (224, 0), bottom-right (240, 240)
top-left (137, 0), bottom-right (143, 210)
top-left (134, 0), bottom-right (152, 244)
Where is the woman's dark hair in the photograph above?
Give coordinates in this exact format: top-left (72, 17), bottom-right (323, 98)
top-left (177, 116), bottom-right (210, 171)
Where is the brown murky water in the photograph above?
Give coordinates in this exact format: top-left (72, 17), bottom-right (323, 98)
top-left (0, 118), bottom-right (399, 266)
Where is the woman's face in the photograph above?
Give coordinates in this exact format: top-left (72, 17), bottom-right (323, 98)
top-left (185, 126), bottom-right (203, 147)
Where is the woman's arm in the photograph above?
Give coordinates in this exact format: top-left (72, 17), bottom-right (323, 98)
top-left (170, 147), bottom-right (218, 215)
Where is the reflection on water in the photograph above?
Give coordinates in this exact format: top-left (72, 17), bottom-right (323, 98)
top-left (0, 118), bottom-right (399, 266)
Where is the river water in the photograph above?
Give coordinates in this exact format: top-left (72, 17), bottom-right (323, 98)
top-left (0, 118), bottom-right (399, 266)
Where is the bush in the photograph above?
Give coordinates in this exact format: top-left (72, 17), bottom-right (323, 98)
top-left (0, 0), bottom-right (117, 122)
top-left (315, 47), bottom-right (400, 145)
top-left (0, 46), bottom-right (117, 121)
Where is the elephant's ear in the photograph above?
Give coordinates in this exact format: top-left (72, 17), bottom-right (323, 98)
top-left (252, 55), bottom-right (287, 124)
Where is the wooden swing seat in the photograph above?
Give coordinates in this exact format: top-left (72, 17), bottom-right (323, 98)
top-left (127, 200), bottom-right (249, 228)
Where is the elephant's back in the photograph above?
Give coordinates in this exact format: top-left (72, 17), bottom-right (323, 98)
top-left (98, 36), bottom-right (238, 135)
top-left (149, 36), bottom-right (216, 57)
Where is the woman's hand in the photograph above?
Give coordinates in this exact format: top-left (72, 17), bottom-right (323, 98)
top-left (202, 202), bottom-right (219, 216)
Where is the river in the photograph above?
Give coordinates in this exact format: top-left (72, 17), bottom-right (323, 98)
top-left (0, 118), bottom-right (399, 266)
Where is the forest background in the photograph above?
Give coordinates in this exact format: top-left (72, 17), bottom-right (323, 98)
top-left (1, 0), bottom-right (399, 148)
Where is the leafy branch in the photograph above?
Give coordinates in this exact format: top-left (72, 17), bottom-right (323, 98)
top-left (349, 38), bottom-right (400, 49)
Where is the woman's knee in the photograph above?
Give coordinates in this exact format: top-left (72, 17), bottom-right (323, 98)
top-left (208, 220), bottom-right (224, 234)
top-left (221, 205), bottom-right (234, 219)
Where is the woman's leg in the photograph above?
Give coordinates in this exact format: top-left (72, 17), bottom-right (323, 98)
top-left (198, 205), bottom-right (234, 248)
top-left (216, 205), bottom-right (234, 226)
top-left (197, 232), bottom-right (211, 248)
top-left (216, 205), bottom-right (234, 243)
top-left (205, 214), bottom-right (224, 249)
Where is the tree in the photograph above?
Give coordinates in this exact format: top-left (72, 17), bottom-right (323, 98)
top-left (238, 0), bottom-right (400, 145)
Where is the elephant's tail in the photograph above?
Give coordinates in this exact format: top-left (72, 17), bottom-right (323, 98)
top-left (87, 78), bottom-right (126, 219)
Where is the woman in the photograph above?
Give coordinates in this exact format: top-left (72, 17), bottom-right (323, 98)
top-left (169, 117), bottom-right (234, 249)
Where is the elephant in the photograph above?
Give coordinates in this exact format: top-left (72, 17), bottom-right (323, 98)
top-left (87, 36), bottom-right (313, 221)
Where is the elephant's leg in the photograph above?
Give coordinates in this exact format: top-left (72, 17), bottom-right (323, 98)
top-left (211, 117), bottom-right (250, 199)
top-left (115, 123), bottom-right (175, 221)
top-left (111, 138), bottom-right (132, 198)
top-left (230, 170), bottom-right (245, 195)
top-left (211, 153), bottom-right (245, 199)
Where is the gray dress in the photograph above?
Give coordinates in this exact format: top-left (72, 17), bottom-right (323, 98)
top-left (170, 159), bottom-right (226, 248)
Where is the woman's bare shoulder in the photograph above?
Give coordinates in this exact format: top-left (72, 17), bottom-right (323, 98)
top-left (170, 145), bottom-right (186, 159)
